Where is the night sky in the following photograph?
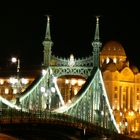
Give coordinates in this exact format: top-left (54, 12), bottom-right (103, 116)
top-left (0, 2), bottom-right (140, 69)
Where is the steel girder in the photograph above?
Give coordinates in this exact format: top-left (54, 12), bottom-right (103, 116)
top-left (54, 68), bottom-right (120, 133)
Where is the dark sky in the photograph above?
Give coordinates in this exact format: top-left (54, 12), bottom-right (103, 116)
top-left (0, 1), bottom-right (140, 69)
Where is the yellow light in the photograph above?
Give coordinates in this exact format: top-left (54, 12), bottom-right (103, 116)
top-left (77, 79), bottom-right (85, 86)
top-left (68, 100), bottom-right (71, 103)
top-left (21, 78), bottom-right (28, 84)
top-left (5, 88), bottom-right (9, 94)
top-left (125, 122), bottom-right (128, 126)
top-left (65, 79), bottom-right (69, 84)
top-left (120, 122), bottom-right (122, 126)
top-left (0, 79), bottom-right (4, 85)
top-left (132, 127), bottom-right (134, 131)
top-left (13, 89), bottom-right (17, 94)
top-left (9, 77), bottom-right (18, 84)
top-left (71, 79), bottom-right (77, 85)
top-left (74, 88), bottom-right (78, 95)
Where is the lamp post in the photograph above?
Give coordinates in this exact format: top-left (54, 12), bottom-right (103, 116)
top-left (11, 57), bottom-right (20, 73)
top-left (11, 57), bottom-right (21, 105)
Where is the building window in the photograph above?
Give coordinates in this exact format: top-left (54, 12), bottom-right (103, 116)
top-left (114, 93), bottom-right (117, 98)
top-left (13, 89), bottom-right (17, 94)
top-left (106, 57), bottom-right (110, 64)
top-left (0, 79), bottom-right (4, 85)
top-left (137, 95), bottom-right (140, 100)
top-left (114, 86), bottom-right (118, 91)
top-left (123, 94), bottom-right (126, 101)
top-left (5, 88), bottom-right (9, 94)
top-left (113, 58), bottom-right (117, 63)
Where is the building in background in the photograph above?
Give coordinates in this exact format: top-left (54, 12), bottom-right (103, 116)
top-left (0, 66), bottom-right (41, 101)
top-left (100, 40), bottom-right (140, 135)
top-left (0, 15), bottom-right (140, 136)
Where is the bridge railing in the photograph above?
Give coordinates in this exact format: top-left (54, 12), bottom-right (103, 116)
top-left (0, 108), bottom-right (116, 137)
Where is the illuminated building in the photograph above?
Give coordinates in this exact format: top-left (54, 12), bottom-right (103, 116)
top-left (100, 40), bottom-right (140, 135)
top-left (0, 66), bottom-right (40, 100)
top-left (56, 76), bottom-right (86, 103)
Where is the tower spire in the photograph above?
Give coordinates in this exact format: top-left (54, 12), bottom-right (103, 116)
top-left (92, 16), bottom-right (102, 68)
top-left (45, 15), bottom-right (51, 41)
top-left (94, 16), bottom-right (100, 41)
top-left (42, 15), bottom-right (53, 66)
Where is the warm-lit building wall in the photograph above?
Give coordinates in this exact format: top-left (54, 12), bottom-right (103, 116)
top-left (57, 76), bottom-right (86, 103)
top-left (0, 76), bottom-right (35, 100)
top-left (100, 40), bottom-right (140, 134)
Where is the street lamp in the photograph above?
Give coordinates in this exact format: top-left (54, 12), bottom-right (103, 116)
top-left (11, 57), bottom-right (21, 105)
top-left (11, 57), bottom-right (20, 73)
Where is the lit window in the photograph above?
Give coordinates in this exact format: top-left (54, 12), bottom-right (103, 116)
top-left (101, 59), bottom-right (104, 63)
top-left (13, 89), bottom-right (17, 94)
top-left (9, 77), bottom-right (18, 84)
top-left (21, 78), bottom-right (28, 84)
top-left (71, 79), bottom-right (77, 85)
top-left (74, 88), bottom-right (78, 95)
top-left (113, 58), bottom-right (117, 63)
top-left (106, 57), bottom-right (110, 64)
top-left (0, 79), bottom-right (4, 85)
top-left (77, 79), bottom-right (85, 86)
top-left (5, 88), bottom-right (9, 94)
top-left (65, 79), bottom-right (69, 84)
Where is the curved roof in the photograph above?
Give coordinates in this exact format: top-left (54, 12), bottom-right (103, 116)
top-left (101, 40), bottom-right (126, 56)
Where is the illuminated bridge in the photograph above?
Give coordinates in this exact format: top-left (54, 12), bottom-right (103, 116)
top-left (0, 16), bottom-right (132, 139)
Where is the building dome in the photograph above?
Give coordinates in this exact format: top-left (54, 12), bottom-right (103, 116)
top-left (101, 40), bottom-right (126, 56)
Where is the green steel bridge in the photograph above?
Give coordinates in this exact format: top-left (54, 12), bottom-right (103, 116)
top-left (0, 16), bottom-right (129, 139)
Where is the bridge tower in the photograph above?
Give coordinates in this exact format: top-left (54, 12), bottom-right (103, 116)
top-left (42, 16), bottom-right (53, 66)
top-left (0, 15), bottom-right (120, 135)
top-left (92, 16), bottom-right (102, 68)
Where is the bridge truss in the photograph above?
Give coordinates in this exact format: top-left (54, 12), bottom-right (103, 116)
top-left (0, 16), bottom-right (120, 135)
top-left (0, 66), bottom-right (120, 134)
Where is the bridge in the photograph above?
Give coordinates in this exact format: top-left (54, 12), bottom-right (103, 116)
top-left (0, 16), bottom-right (133, 139)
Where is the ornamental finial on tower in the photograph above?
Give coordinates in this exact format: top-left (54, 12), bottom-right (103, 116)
top-left (92, 15), bottom-right (102, 68)
top-left (94, 16), bottom-right (100, 41)
top-left (45, 15), bottom-right (51, 41)
top-left (42, 15), bottom-right (53, 66)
